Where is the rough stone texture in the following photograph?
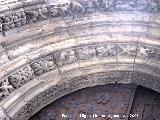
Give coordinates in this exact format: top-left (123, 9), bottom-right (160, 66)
top-left (0, 0), bottom-right (160, 120)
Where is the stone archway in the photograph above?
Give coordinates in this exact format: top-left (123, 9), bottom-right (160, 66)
top-left (29, 84), bottom-right (160, 120)
top-left (0, 0), bottom-right (160, 120)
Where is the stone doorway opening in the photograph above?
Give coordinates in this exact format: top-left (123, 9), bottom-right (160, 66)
top-left (30, 84), bottom-right (160, 120)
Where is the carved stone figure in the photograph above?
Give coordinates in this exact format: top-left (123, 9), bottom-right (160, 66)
top-left (3, 16), bottom-right (13, 31)
top-left (96, 44), bottom-right (116, 57)
top-left (31, 55), bottom-right (56, 75)
top-left (77, 46), bottom-right (96, 60)
top-left (48, 6), bottom-right (60, 17)
top-left (0, 79), bottom-right (14, 99)
top-left (54, 49), bottom-right (76, 65)
top-left (0, 107), bottom-right (10, 120)
top-left (9, 65), bottom-right (34, 88)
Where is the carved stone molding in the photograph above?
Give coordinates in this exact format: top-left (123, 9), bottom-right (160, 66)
top-left (10, 71), bottom-right (160, 120)
top-left (0, 0), bottom-right (160, 32)
top-left (0, 42), bottom-right (160, 101)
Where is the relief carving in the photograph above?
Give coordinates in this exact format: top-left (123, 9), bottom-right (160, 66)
top-left (54, 49), bottom-right (77, 66)
top-left (9, 65), bottom-right (34, 88)
top-left (2, 11), bottom-right (27, 31)
top-left (0, 79), bottom-right (14, 100)
top-left (77, 46), bottom-right (96, 60)
top-left (96, 44), bottom-right (116, 58)
top-left (26, 7), bottom-right (48, 22)
top-left (80, 0), bottom-right (95, 13)
top-left (31, 55), bottom-right (56, 75)
top-left (137, 45), bottom-right (155, 59)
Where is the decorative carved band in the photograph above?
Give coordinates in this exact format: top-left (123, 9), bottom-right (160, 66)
top-left (12, 71), bottom-right (160, 120)
top-left (0, 42), bottom-right (160, 102)
top-left (0, 0), bottom-right (160, 32)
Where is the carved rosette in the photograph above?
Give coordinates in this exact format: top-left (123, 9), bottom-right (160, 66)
top-left (137, 45), bottom-right (157, 60)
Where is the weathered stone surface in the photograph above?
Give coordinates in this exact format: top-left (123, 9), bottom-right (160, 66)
top-left (0, 1), bottom-right (160, 120)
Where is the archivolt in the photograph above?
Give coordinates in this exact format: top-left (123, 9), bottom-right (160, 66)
top-left (1, 69), bottom-right (159, 120)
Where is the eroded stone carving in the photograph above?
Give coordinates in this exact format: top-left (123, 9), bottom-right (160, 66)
top-left (96, 44), bottom-right (116, 57)
top-left (0, 0), bottom-right (159, 32)
top-left (77, 46), bottom-right (96, 60)
top-left (31, 55), bottom-right (56, 75)
top-left (70, 1), bottom-right (85, 14)
top-left (54, 49), bottom-right (77, 65)
top-left (0, 107), bottom-right (10, 120)
top-left (9, 65), bottom-right (34, 88)
top-left (0, 79), bottom-right (14, 100)
top-left (2, 11), bottom-right (27, 31)
top-left (94, 0), bottom-right (114, 11)
top-left (26, 7), bottom-right (48, 22)
top-left (137, 45), bottom-right (155, 59)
